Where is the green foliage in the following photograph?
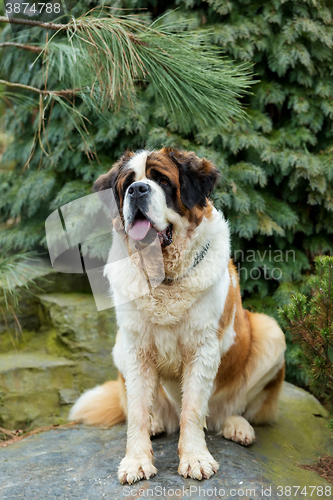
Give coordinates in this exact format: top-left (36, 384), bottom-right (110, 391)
top-left (64, 12), bottom-right (252, 129)
top-left (0, 8), bottom-right (252, 152)
top-left (279, 257), bottom-right (333, 413)
top-left (0, 245), bottom-right (47, 347)
top-left (1, 0), bottom-right (333, 386)
top-left (0, 247), bottom-right (41, 309)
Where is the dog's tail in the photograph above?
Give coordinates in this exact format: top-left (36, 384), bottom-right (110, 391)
top-left (69, 373), bottom-right (127, 427)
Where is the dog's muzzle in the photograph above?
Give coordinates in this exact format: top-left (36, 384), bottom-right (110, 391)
top-left (126, 182), bottom-right (173, 247)
top-left (126, 182), bottom-right (152, 241)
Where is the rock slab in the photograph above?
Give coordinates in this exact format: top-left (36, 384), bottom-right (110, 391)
top-left (1, 383), bottom-right (332, 500)
top-left (0, 293), bottom-right (117, 429)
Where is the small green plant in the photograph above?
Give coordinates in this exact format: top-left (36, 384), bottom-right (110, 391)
top-left (0, 245), bottom-right (46, 347)
top-left (279, 256), bottom-right (333, 414)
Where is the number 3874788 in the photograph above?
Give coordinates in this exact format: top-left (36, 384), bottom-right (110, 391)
top-left (5, 3), bottom-right (61, 15)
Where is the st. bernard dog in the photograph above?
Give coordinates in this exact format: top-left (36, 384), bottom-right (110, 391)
top-left (70, 148), bottom-right (286, 485)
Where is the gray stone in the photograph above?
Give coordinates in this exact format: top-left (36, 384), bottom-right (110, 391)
top-left (0, 353), bottom-right (76, 429)
top-left (36, 293), bottom-right (118, 394)
top-left (0, 259), bottom-right (91, 337)
top-left (1, 383), bottom-right (332, 500)
top-left (59, 389), bottom-right (80, 405)
top-left (0, 293), bottom-right (118, 428)
top-left (37, 292), bottom-right (117, 353)
top-left (0, 353), bottom-right (75, 374)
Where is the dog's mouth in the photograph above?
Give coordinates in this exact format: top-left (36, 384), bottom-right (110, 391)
top-left (127, 210), bottom-right (173, 247)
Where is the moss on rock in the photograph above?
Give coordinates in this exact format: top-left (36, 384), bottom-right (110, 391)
top-left (253, 382), bottom-right (333, 489)
top-left (0, 292), bottom-right (118, 428)
top-left (0, 353), bottom-right (75, 428)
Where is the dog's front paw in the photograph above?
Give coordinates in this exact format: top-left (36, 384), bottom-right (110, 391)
top-left (118, 456), bottom-right (157, 484)
top-left (178, 451), bottom-right (219, 480)
top-left (222, 415), bottom-right (255, 446)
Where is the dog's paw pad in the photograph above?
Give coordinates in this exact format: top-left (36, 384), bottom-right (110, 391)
top-left (178, 452), bottom-right (219, 480)
top-left (118, 456), bottom-right (157, 484)
top-left (222, 416), bottom-right (255, 446)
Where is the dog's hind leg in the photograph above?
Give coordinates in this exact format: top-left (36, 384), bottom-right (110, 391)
top-left (243, 363), bottom-right (285, 425)
top-left (220, 365), bottom-right (284, 446)
top-left (150, 385), bottom-right (179, 436)
top-left (222, 415), bottom-right (256, 446)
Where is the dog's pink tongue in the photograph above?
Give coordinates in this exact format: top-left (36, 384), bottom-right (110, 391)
top-left (128, 219), bottom-right (151, 240)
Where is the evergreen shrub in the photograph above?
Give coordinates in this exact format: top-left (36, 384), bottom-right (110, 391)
top-left (279, 256), bottom-right (333, 415)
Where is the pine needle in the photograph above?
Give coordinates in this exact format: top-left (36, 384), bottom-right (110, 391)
top-left (0, 247), bottom-right (47, 309)
top-left (41, 10), bottom-right (254, 132)
top-left (1, 10), bottom-right (254, 162)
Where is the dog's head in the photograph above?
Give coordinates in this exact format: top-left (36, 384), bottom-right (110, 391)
top-left (93, 148), bottom-right (219, 247)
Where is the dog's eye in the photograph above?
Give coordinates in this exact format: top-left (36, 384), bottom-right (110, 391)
top-left (158, 178), bottom-right (169, 186)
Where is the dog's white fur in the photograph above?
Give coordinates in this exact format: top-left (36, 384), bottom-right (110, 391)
top-left (70, 149), bottom-right (286, 485)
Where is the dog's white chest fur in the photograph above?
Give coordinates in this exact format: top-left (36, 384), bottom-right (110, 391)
top-left (108, 208), bottom-right (231, 379)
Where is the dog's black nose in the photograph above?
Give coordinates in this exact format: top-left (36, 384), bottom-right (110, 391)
top-left (128, 182), bottom-right (151, 198)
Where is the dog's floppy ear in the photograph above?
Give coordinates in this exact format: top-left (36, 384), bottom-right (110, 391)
top-left (93, 151), bottom-right (134, 215)
top-left (169, 149), bottom-right (219, 210)
top-left (93, 168), bottom-right (119, 217)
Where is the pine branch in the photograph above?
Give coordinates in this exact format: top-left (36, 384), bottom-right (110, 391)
top-left (0, 15), bottom-right (146, 44)
top-left (0, 11), bottom-right (254, 132)
top-left (0, 9), bottom-right (254, 173)
top-left (0, 15), bottom-right (151, 44)
top-left (0, 42), bottom-right (42, 53)
top-left (0, 248), bottom-right (48, 309)
top-left (0, 79), bottom-right (79, 96)
top-left (0, 16), bottom-right (64, 30)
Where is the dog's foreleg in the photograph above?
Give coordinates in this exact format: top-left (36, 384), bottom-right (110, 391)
top-left (118, 346), bottom-right (158, 485)
top-left (178, 333), bottom-right (220, 480)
